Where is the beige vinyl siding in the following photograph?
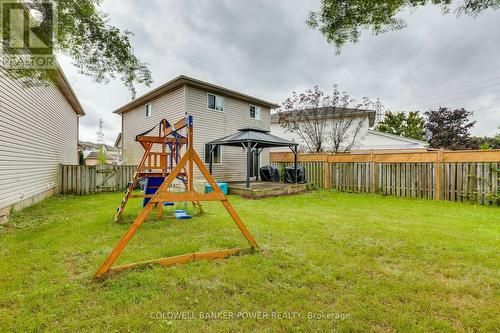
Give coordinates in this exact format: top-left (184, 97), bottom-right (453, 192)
top-left (121, 84), bottom-right (271, 182)
top-left (186, 85), bottom-right (270, 181)
top-left (122, 86), bottom-right (186, 165)
top-left (0, 69), bottom-right (78, 211)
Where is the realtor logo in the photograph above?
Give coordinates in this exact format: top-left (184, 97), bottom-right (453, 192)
top-left (1, 1), bottom-right (56, 68)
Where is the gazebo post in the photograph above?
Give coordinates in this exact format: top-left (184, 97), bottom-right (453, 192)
top-left (208, 144), bottom-right (213, 174)
top-left (293, 145), bottom-right (298, 184)
top-left (255, 148), bottom-right (263, 182)
top-left (255, 153), bottom-right (259, 182)
top-left (246, 141), bottom-right (251, 188)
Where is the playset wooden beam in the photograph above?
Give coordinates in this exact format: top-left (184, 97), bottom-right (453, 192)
top-left (106, 248), bottom-right (250, 276)
top-left (136, 136), bottom-right (187, 144)
top-left (94, 115), bottom-right (259, 280)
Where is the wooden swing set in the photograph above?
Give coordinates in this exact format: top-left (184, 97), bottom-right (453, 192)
top-left (93, 115), bottom-right (259, 279)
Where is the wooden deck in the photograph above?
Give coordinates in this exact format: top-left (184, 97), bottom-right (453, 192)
top-left (227, 181), bottom-right (313, 199)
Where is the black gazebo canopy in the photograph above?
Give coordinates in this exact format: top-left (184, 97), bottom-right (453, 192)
top-left (207, 128), bottom-right (298, 188)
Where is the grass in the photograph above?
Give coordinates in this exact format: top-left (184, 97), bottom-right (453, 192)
top-left (0, 191), bottom-right (499, 332)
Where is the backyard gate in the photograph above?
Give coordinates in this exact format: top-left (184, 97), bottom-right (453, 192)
top-left (60, 165), bottom-right (136, 195)
top-left (95, 164), bottom-right (117, 192)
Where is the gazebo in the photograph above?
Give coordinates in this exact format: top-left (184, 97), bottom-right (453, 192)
top-left (207, 128), bottom-right (299, 188)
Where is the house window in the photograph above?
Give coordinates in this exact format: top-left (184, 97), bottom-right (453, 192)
top-left (204, 144), bottom-right (221, 164)
top-left (207, 93), bottom-right (224, 111)
top-left (250, 105), bottom-right (261, 120)
top-left (145, 103), bottom-right (152, 118)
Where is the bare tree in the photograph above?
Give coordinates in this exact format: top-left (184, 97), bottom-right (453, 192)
top-left (279, 84), bottom-right (380, 153)
top-left (329, 109), bottom-right (367, 153)
top-left (279, 86), bottom-right (330, 153)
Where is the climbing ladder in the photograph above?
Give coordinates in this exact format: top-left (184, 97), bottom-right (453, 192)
top-left (114, 143), bottom-right (153, 221)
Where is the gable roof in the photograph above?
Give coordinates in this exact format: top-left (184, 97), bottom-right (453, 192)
top-left (85, 152), bottom-right (117, 160)
top-left (270, 107), bottom-right (376, 124)
top-left (113, 75), bottom-right (279, 115)
top-left (79, 141), bottom-right (117, 151)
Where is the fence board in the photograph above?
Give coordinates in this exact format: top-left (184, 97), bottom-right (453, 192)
top-left (60, 165), bottom-right (137, 195)
top-left (271, 150), bottom-right (500, 205)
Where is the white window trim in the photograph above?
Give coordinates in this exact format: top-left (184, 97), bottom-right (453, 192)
top-left (249, 104), bottom-right (261, 120)
top-left (207, 93), bottom-right (224, 112)
top-left (145, 103), bottom-right (152, 118)
top-left (204, 144), bottom-right (223, 165)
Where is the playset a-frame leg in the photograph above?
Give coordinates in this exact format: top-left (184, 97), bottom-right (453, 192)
top-left (93, 117), bottom-right (258, 279)
top-left (114, 142), bottom-right (153, 222)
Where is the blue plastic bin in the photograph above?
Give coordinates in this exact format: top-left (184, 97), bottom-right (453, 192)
top-left (205, 182), bottom-right (228, 195)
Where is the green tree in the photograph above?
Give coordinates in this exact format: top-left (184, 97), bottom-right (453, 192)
top-left (78, 150), bottom-right (85, 165)
top-left (307, 0), bottom-right (500, 53)
top-left (425, 107), bottom-right (476, 150)
top-left (466, 134), bottom-right (500, 149)
top-left (0, 0), bottom-right (152, 97)
top-left (97, 146), bottom-right (107, 165)
top-left (376, 111), bottom-right (425, 140)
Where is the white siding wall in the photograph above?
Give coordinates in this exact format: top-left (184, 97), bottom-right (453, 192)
top-left (0, 70), bottom-right (78, 211)
top-left (122, 86), bottom-right (186, 165)
top-left (121, 84), bottom-right (271, 182)
top-left (357, 130), bottom-right (427, 150)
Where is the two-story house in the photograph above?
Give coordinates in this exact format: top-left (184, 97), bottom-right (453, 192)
top-left (270, 109), bottom-right (427, 152)
top-left (114, 75), bottom-right (279, 182)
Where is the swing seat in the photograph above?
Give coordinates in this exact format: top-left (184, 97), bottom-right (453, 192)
top-left (174, 210), bottom-right (192, 219)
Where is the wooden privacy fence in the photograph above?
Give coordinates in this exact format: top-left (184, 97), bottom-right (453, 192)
top-left (271, 150), bottom-right (500, 205)
top-left (60, 165), bottom-right (137, 195)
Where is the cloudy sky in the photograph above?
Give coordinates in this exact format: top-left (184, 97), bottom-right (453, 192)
top-left (59, 0), bottom-right (500, 145)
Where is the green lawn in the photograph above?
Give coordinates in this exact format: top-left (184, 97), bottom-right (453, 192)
top-left (0, 191), bottom-right (499, 332)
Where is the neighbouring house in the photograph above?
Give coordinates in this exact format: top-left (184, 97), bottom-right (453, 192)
top-left (0, 66), bottom-right (85, 221)
top-left (270, 108), bottom-right (376, 152)
top-left (78, 141), bottom-right (119, 165)
top-left (83, 151), bottom-right (118, 166)
top-left (114, 75), bottom-right (278, 183)
top-left (270, 109), bottom-right (427, 152)
top-left (354, 129), bottom-right (428, 153)
top-left (114, 133), bottom-right (123, 165)
top-left (78, 141), bottom-right (100, 157)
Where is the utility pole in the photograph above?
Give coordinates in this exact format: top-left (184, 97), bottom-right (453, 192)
top-left (97, 118), bottom-right (104, 144)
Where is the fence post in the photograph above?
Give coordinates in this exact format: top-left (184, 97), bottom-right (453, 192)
top-left (435, 149), bottom-right (444, 200)
top-left (370, 150), bottom-right (376, 193)
top-left (324, 155), bottom-right (330, 189)
top-left (115, 165), bottom-right (120, 191)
